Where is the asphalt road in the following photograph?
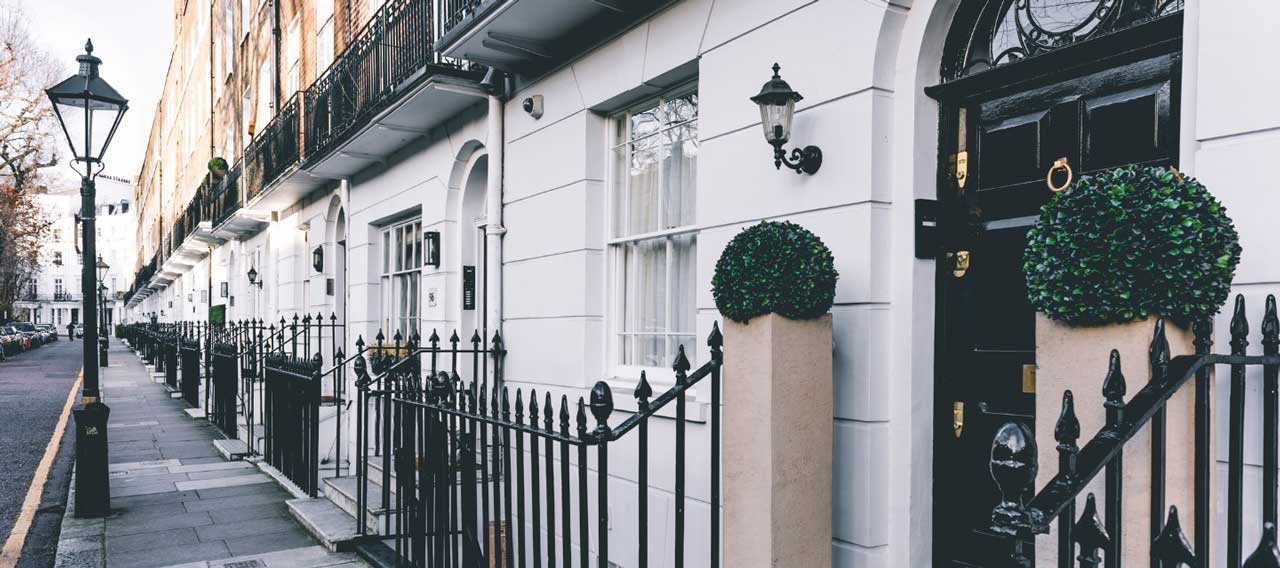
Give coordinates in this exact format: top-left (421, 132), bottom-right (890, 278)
top-left (0, 337), bottom-right (82, 567)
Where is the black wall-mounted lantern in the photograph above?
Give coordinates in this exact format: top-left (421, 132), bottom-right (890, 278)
top-left (424, 230), bottom-right (441, 268)
top-left (312, 246), bottom-right (324, 273)
top-left (247, 266), bottom-right (262, 289)
top-left (751, 63), bottom-right (821, 175)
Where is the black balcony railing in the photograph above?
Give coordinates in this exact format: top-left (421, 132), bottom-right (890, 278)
top-left (439, 0), bottom-right (481, 38)
top-left (304, 0), bottom-right (478, 164)
top-left (245, 93), bottom-right (303, 204)
top-left (207, 162), bottom-right (243, 227)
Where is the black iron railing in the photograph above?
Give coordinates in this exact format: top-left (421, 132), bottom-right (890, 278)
top-left (265, 352), bottom-right (323, 496)
top-left (211, 341), bottom-right (238, 438)
top-left (439, 0), bottom-right (481, 39)
top-left (351, 323), bottom-right (724, 568)
top-left (245, 94), bottom-right (302, 204)
top-left (303, 0), bottom-right (477, 164)
top-left (180, 333), bottom-right (201, 408)
top-left (986, 294), bottom-right (1280, 567)
top-left (207, 163), bottom-right (243, 227)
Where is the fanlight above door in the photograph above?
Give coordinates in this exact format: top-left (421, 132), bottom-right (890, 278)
top-left (943, 0), bottom-right (1185, 81)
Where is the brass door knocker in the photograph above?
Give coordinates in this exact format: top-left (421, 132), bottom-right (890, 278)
top-left (1047, 157), bottom-right (1073, 193)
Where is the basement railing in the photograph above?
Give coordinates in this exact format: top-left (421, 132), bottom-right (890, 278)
top-left (986, 294), bottom-right (1280, 567)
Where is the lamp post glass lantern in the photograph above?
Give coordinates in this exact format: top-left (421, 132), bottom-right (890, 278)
top-left (751, 63), bottom-right (821, 175)
top-left (46, 39), bottom-right (128, 519)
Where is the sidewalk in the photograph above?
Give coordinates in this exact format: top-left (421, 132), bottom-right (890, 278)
top-left (53, 342), bottom-right (367, 568)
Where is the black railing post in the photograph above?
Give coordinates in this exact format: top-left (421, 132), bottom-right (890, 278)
top-left (709, 322), bottom-right (723, 568)
top-left (1230, 294), bottom-right (1250, 568)
top-left (1056, 390), bottom-right (1080, 568)
top-left (1193, 317), bottom-right (1213, 568)
top-left (990, 421), bottom-right (1036, 567)
top-left (635, 372), bottom-right (652, 568)
top-left (1102, 349), bottom-right (1126, 568)
top-left (1150, 319), bottom-right (1171, 567)
top-left (1263, 295), bottom-right (1279, 529)
top-left (590, 382), bottom-right (613, 568)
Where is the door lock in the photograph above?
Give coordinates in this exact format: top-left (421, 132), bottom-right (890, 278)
top-left (952, 401), bottom-right (964, 438)
top-left (946, 251), bottom-right (971, 278)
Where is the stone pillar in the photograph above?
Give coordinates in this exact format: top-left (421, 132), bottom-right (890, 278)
top-left (724, 313), bottom-right (833, 568)
top-left (1034, 315), bottom-right (1201, 567)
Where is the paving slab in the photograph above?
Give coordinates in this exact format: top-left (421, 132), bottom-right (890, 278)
top-left (54, 344), bottom-right (365, 568)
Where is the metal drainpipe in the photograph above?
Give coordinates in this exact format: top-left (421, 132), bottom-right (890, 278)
top-left (270, 0), bottom-right (282, 112)
top-left (484, 89), bottom-right (506, 359)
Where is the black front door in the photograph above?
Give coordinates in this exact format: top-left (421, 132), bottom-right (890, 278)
top-left (928, 47), bottom-right (1180, 566)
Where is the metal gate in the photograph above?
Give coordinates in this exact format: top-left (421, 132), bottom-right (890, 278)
top-left (179, 336), bottom-right (201, 407)
top-left (211, 342), bottom-right (238, 438)
top-left (264, 353), bottom-right (321, 496)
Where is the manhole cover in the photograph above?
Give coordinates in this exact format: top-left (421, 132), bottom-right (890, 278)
top-left (222, 561), bottom-right (263, 568)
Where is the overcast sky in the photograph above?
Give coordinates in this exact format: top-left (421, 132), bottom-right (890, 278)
top-left (20, 0), bottom-right (173, 186)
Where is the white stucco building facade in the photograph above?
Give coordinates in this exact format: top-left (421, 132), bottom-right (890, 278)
top-left (121, 0), bottom-right (1280, 565)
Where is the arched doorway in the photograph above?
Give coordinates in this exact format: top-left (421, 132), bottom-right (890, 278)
top-left (926, 1), bottom-right (1185, 564)
top-left (459, 154), bottom-right (488, 337)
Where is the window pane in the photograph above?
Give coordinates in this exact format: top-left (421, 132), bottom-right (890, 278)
top-left (626, 137), bottom-right (660, 236)
top-left (661, 123), bottom-right (697, 229)
top-left (611, 144), bottom-right (628, 239)
top-left (413, 223), bottom-right (422, 268)
top-left (669, 234), bottom-right (696, 335)
top-left (382, 231), bottom-right (390, 274)
top-left (622, 239), bottom-right (666, 335)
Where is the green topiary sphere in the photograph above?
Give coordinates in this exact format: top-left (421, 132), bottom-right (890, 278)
top-left (1024, 165), bottom-right (1241, 327)
top-left (712, 221), bottom-right (838, 324)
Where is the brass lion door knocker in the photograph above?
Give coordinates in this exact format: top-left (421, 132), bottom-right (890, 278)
top-left (1046, 157), bottom-right (1073, 193)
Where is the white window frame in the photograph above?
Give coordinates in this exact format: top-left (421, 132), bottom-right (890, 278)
top-left (606, 84), bottom-right (699, 384)
top-left (380, 218), bottom-right (423, 337)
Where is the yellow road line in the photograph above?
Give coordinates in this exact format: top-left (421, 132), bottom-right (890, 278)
top-left (0, 369), bottom-right (83, 567)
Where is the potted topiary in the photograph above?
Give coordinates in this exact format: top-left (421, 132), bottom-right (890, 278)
top-left (714, 221), bottom-right (839, 568)
top-left (1023, 164), bottom-right (1240, 566)
top-left (208, 157), bottom-right (229, 179)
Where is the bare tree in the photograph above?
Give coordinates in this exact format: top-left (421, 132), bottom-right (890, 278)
top-left (0, 0), bottom-right (57, 319)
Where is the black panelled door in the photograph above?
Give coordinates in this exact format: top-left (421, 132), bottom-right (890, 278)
top-left (929, 51), bottom-right (1179, 566)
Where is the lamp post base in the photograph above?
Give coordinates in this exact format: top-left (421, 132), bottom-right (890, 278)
top-left (73, 402), bottom-right (111, 518)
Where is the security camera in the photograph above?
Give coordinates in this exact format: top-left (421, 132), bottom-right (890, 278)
top-left (522, 95), bottom-right (543, 119)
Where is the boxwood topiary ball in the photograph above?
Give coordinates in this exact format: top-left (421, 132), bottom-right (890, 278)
top-left (1024, 165), bottom-right (1241, 327)
top-left (712, 220), bottom-right (838, 324)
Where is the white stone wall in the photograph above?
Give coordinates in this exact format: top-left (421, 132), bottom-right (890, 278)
top-left (1186, 0), bottom-right (1280, 563)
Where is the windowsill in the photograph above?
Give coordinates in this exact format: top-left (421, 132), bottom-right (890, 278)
top-left (600, 377), bottom-right (709, 424)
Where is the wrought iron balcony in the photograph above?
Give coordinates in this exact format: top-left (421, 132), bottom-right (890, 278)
top-left (301, 0), bottom-right (484, 179)
top-left (243, 93), bottom-right (303, 210)
top-left (435, 0), bottom-right (674, 73)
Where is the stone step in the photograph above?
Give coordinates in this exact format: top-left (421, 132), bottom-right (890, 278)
top-left (212, 438), bottom-right (251, 461)
top-left (322, 476), bottom-right (398, 534)
top-left (286, 497), bottom-right (361, 552)
top-left (156, 544), bottom-right (362, 568)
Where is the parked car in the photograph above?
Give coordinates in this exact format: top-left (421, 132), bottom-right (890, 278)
top-left (0, 326), bottom-right (23, 355)
top-left (74, 323), bottom-right (84, 338)
top-left (36, 324), bottom-right (57, 342)
top-left (13, 323), bottom-right (42, 348)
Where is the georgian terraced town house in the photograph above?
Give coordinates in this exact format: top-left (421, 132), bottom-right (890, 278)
top-left (16, 175), bottom-right (136, 328)
top-left (121, 0), bottom-right (1280, 565)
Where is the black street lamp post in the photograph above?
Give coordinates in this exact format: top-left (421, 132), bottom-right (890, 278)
top-left (46, 39), bottom-right (128, 518)
top-left (97, 257), bottom-right (109, 367)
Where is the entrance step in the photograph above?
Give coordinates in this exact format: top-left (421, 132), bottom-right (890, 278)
top-left (286, 497), bottom-right (361, 552)
top-left (322, 476), bottom-right (397, 534)
top-left (183, 407), bottom-right (206, 420)
top-left (212, 438), bottom-right (251, 461)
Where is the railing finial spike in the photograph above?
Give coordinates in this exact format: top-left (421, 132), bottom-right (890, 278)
top-left (1232, 293), bottom-right (1251, 350)
top-left (1073, 493), bottom-right (1110, 564)
top-left (1150, 318), bottom-right (1170, 381)
top-left (1245, 522), bottom-right (1280, 568)
top-left (1263, 294), bottom-right (1279, 348)
top-left (1103, 349), bottom-right (1126, 404)
top-left (1152, 505), bottom-right (1196, 565)
top-left (635, 370), bottom-right (653, 403)
top-left (590, 381), bottom-right (614, 437)
top-left (1055, 390), bottom-right (1079, 448)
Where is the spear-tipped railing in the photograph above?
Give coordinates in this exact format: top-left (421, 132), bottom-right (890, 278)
top-left (987, 294), bottom-right (1280, 567)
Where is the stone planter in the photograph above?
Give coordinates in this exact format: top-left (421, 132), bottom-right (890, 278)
top-left (1034, 314), bottom-right (1201, 567)
top-left (724, 313), bottom-right (833, 568)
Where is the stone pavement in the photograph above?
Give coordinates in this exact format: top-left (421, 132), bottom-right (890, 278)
top-left (53, 342), bottom-right (366, 568)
